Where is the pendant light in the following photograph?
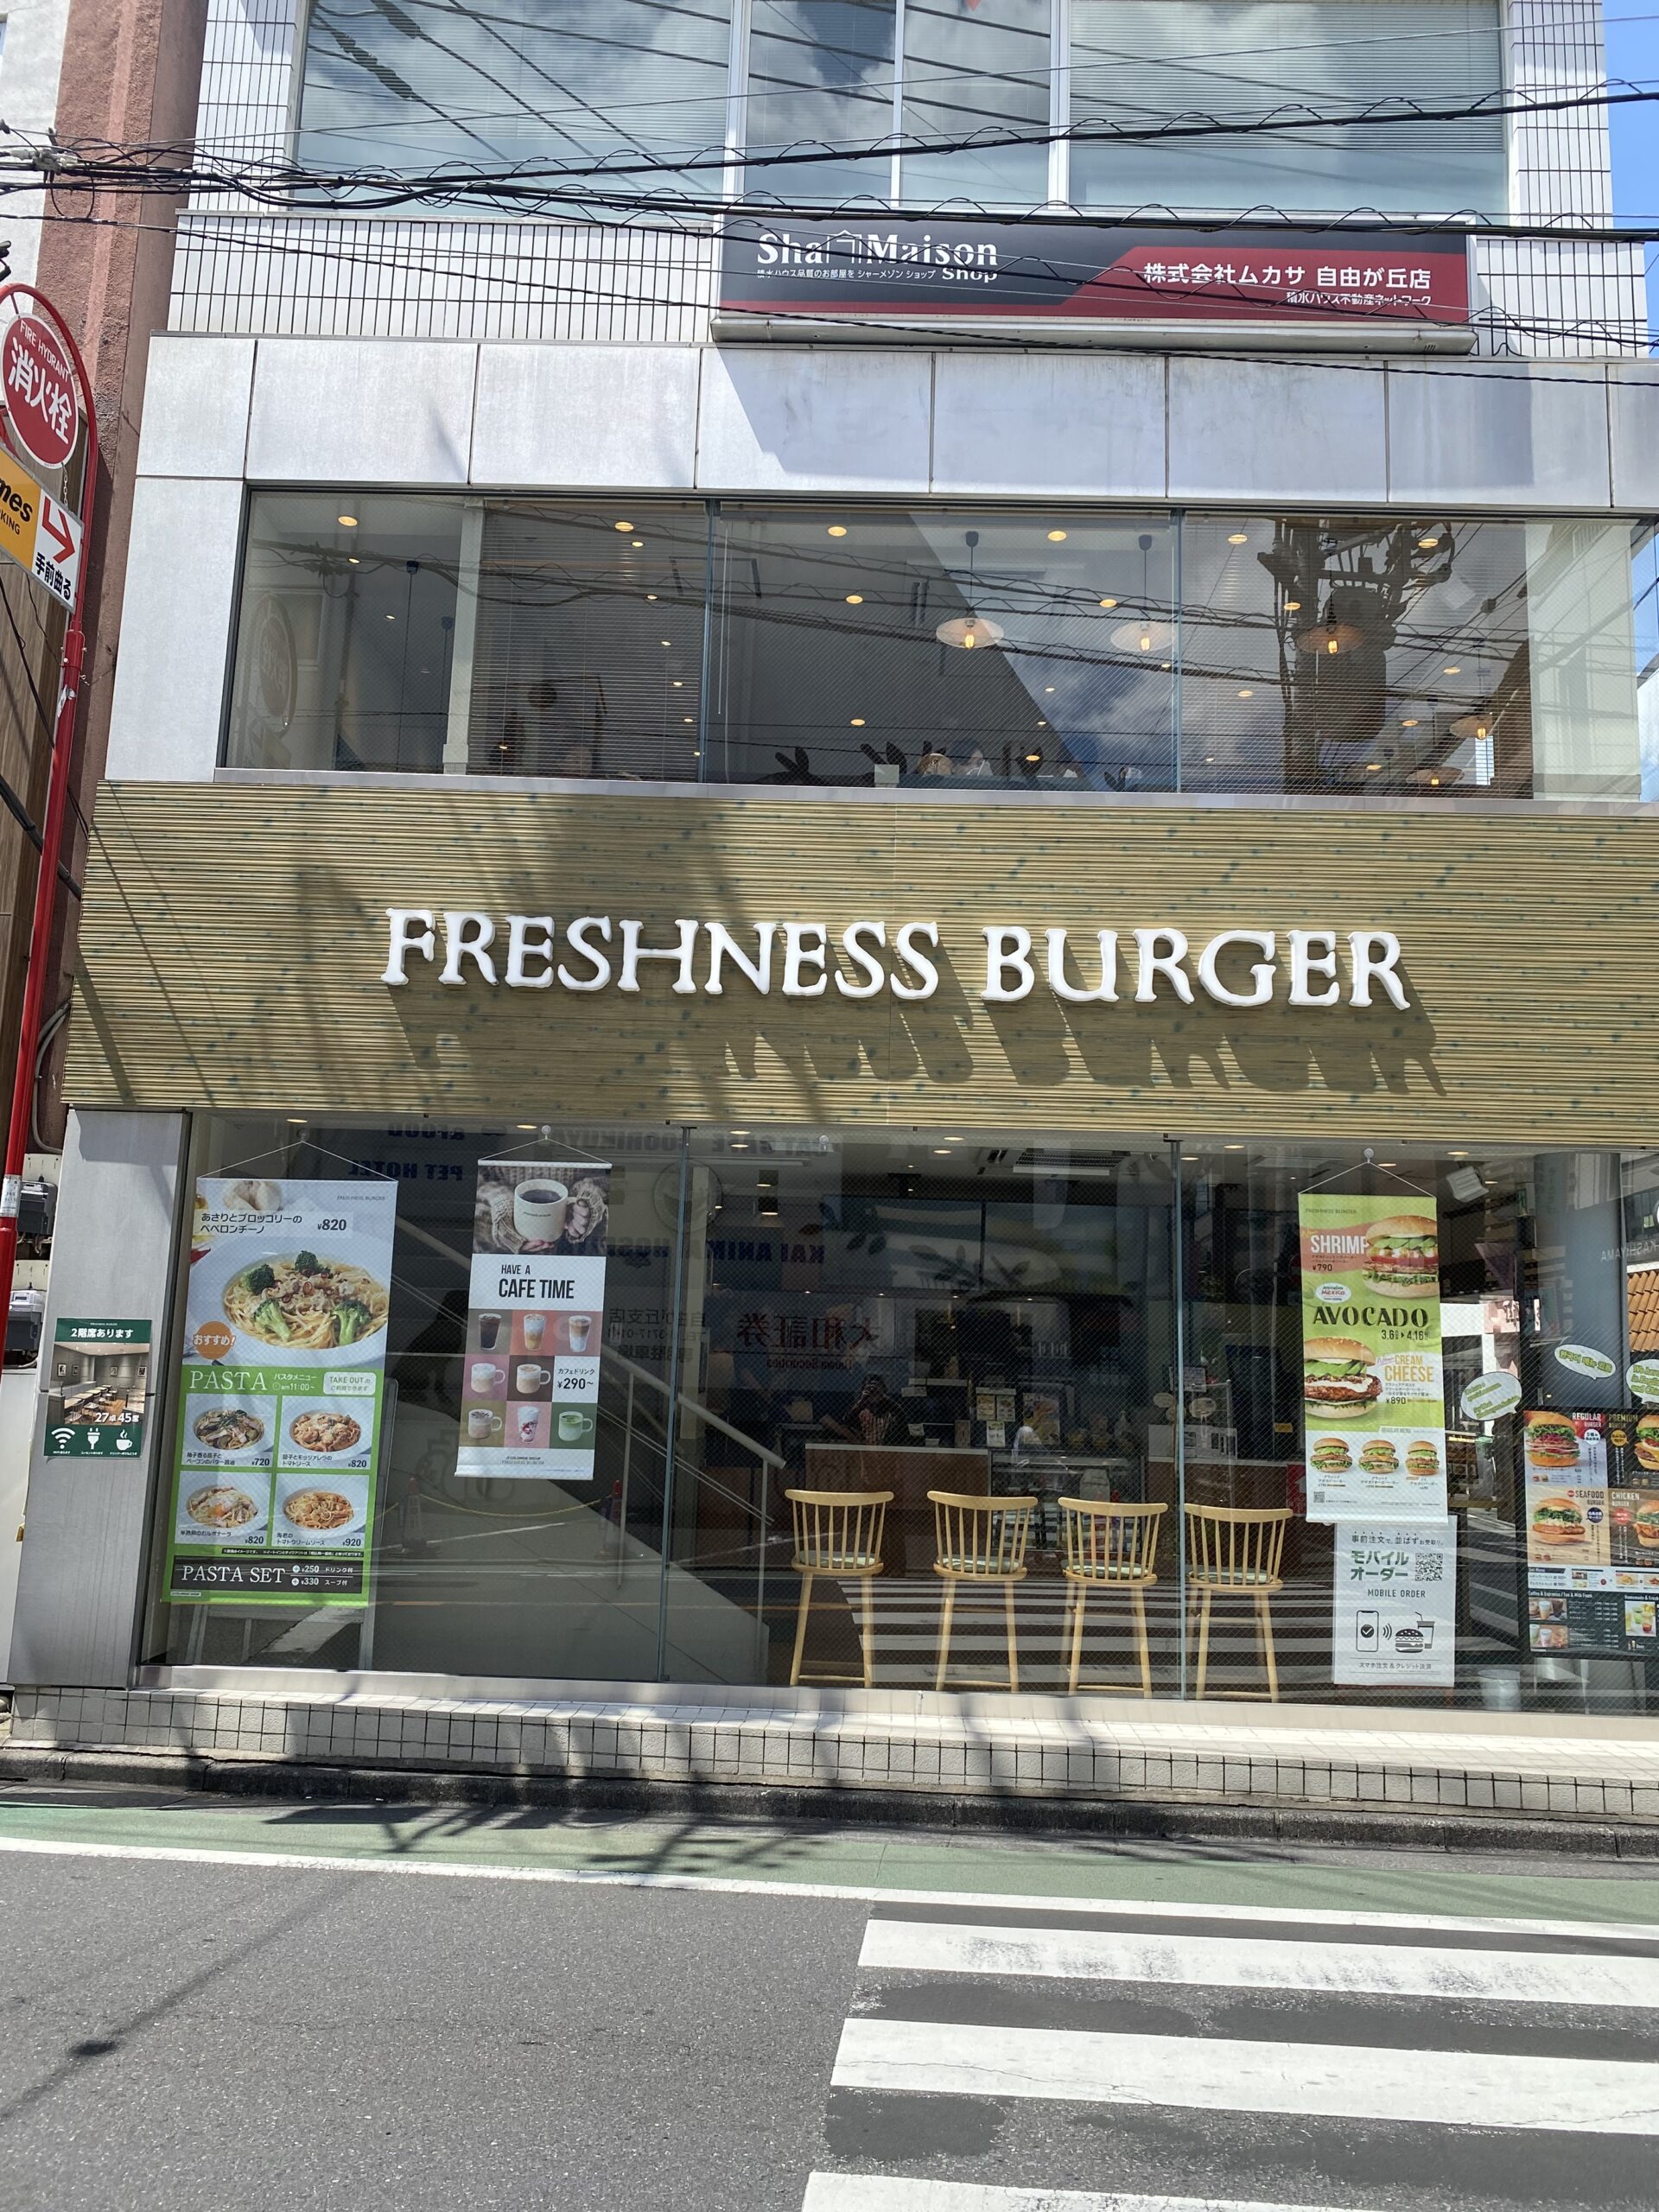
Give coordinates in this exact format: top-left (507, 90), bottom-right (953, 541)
top-left (1110, 532), bottom-right (1173, 655)
top-left (936, 530), bottom-right (1006, 650)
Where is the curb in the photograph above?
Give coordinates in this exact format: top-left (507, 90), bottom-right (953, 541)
top-left (5, 1743), bottom-right (1659, 1857)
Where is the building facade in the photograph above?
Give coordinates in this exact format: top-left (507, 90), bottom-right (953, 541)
top-left (10, 0), bottom-right (1659, 1783)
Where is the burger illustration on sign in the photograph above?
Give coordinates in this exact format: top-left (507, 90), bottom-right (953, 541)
top-left (1358, 1214), bottom-right (1439, 1295)
top-left (1406, 1439), bottom-right (1440, 1480)
top-left (1636, 1412), bottom-right (1659, 1474)
top-left (1359, 1439), bottom-right (1398, 1475)
top-left (1302, 1336), bottom-right (1382, 1421)
top-left (1530, 1493), bottom-right (1588, 1547)
top-left (1310, 1436), bottom-right (1352, 1475)
top-left (1525, 1410), bottom-right (1580, 1470)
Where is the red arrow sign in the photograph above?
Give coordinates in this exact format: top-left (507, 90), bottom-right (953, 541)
top-left (38, 496), bottom-right (73, 567)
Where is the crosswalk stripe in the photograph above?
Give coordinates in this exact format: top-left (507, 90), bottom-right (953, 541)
top-left (831, 2017), bottom-right (1659, 2133)
top-left (802, 2182), bottom-right (1357, 2212)
top-left (858, 1916), bottom-right (1659, 2006)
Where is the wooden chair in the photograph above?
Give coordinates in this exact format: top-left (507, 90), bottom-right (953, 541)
top-left (785, 1487), bottom-right (891, 1688)
top-left (929, 1490), bottom-right (1036, 1692)
top-left (1184, 1503), bottom-right (1293, 1700)
top-left (1058, 1498), bottom-right (1167, 1696)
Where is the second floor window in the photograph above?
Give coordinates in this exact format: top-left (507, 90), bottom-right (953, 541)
top-left (295, 0), bottom-right (1508, 215)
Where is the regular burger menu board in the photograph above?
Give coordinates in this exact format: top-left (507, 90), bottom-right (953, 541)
top-left (163, 1179), bottom-right (398, 1606)
top-left (456, 1158), bottom-right (611, 1482)
top-left (1298, 1194), bottom-right (1446, 1522)
top-left (1525, 1408), bottom-right (1659, 1656)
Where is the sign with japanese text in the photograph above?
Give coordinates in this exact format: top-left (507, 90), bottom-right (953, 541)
top-left (163, 1177), bottom-right (397, 1605)
top-left (1332, 1519), bottom-right (1456, 1685)
top-left (1299, 1192), bottom-right (1446, 1522)
top-left (2, 312), bottom-right (79, 473)
top-left (720, 218), bottom-right (1471, 328)
top-left (457, 1157), bottom-right (611, 1482)
top-left (42, 1317), bottom-right (149, 1459)
top-left (1525, 1408), bottom-right (1659, 1656)
top-left (0, 444), bottom-right (79, 610)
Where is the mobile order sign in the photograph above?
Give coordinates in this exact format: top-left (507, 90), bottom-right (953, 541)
top-left (0, 442), bottom-right (79, 608)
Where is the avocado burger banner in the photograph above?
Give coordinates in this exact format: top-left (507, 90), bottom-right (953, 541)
top-left (1299, 1193), bottom-right (1446, 1522)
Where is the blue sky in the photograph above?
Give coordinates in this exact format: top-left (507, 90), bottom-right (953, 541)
top-left (1606, 6), bottom-right (1659, 335)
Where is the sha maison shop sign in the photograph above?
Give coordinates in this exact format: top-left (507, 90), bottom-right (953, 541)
top-left (382, 911), bottom-right (1411, 1011)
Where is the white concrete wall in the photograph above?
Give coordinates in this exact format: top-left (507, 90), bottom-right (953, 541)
top-left (0, 0), bottom-right (73, 290)
top-left (103, 333), bottom-right (1659, 784)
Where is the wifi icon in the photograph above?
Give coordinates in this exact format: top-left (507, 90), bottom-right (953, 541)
top-left (48, 1427), bottom-right (75, 1450)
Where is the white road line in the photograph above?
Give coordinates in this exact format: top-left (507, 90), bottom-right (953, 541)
top-left (0, 1831), bottom-right (1656, 1942)
top-left (803, 2182), bottom-right (1359, 2212)
top-left (860, 1917), bottom-right (1659, 2006)
top-left (832, 2018), bottom-right (1659, 2133)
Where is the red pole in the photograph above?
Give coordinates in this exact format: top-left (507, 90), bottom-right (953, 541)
top-left (0, 287), bottom-right (99, 1361)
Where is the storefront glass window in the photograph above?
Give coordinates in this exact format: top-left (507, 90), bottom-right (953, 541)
top-left (744, 0), bottom-right (898, 203)
top-left (226, 495), bottom-right (1656, 804)
top-left (142, 1118), bottom-right (1659, 1717)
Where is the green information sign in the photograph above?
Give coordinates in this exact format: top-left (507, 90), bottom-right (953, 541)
top-left (42, 1318), bottom-right (151, 1459)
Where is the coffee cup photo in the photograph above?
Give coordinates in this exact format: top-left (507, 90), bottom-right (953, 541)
top-left (522, 1313), bottom-right (547, 1352)
top-left (466, 1406), bottom-right (503, 1443)
top-left (469, 1362), bottom-right (505, 1396)
top-left (476, 1313), bottom-right (504, 1351)
top-left (557, 1408), bottom-right (594, 1445)
top-left (515, 1404), bottom-right (544, 1446)
top-left (512, 1180), bottom-right (568, 1247)
top-left (567, 1313), bottom-right (594, 1355)
top-left (514, 1363), bottom-right (552, 1396)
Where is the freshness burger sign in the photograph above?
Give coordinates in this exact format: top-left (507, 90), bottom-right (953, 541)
top-left (381, 912), bottom-right (1411, 1011)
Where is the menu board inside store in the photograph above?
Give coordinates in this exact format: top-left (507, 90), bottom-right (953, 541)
top-left (719, 216), bottom-right (1472, 327)
top-left (1299, 1192), bottom-right (1446, 1522)
top-left (1525, 1408), bottom-right (1659, 1657)
top-left (163, 1178), bottom-right (397, 1605)
top-left (457, 1157), bottom-right (612, 1482)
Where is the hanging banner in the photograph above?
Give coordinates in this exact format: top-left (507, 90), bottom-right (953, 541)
top-left (42, 1318), bottom-right (150, 1458)
top-left (1299, 1193), bottom-right (1446, 1522)
top-left (1332, 1518), bottom-right (1456, 1686)
top-left (458, 1158), bottom-right (611, 1482)
top-left (163, 1178), bottom-right (398, 1605)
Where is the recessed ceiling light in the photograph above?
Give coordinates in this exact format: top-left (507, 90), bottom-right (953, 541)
top-left (1098, 597), bottom-right (1117, 608)
top-left (933, 1147), bottom-right (952, 1155)
top-left (1365, 762), bottom-right (1381, 772)
top-left (614, 520), bottom-right (634, 531)
top-left (385, 613), bottom-right (395, 621)
top-left (347, 556), bottom-right (359, 565)
top-left (1402, 717), bottom-right (1420, 728)
top-left (661, 639), bottom-right (671, 646)
top-left (683, 715), bottom-right (694, 723)
top-left (1285, 599), bottom-right (1300, 612)
top-left (672, 678), bottom-right (683, 686)
top-left (646, 593), bottom-right (658, 601)
top-left (1224, 1142), bottom-right (1244, 1150)
top-left (827, 524), bottom-right (848, 537)
top-left (1026, 751), bottom-right (1042, 762)
top-left (337, 513), bottom-right (358, 528)
top-left (1044, 685), bottom-right (1055, 693)
top-left (1448, 1149), bottom-right (1469, 1158)
top-left (1047, 529), bottom-right (1068, 542)
top-left (1036, 720), bottom-right (1047, 728)
top-left (1443, 664), bottom-right (1461, 675)
top-left (1419, 536), bottom-right (1440, 550)
top-left (1236, 688), bottom-right (1254, 698)
top-left (1227, 531), bottom-right (1248, 545)
top-left (632, 539), bottom-right (644, 549)
top-left (849, 717), bottom-right (866, 727)
top-left (845, 594), bottom-right (863, 605)
top-left (287, 1116), bottom-right (307, 1125)
top-left (516, 1123), bottom-right (537, 1130)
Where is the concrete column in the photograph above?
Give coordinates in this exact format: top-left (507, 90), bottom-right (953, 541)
top-left (9, 1107), bottom-right (187, 1687)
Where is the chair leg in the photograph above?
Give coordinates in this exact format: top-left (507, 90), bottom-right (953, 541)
top-left (1132, 1586), bottom-right (1150, 1697)
top-left (935, 1581), bottom-right (956, 1692)
top-left (1195, 1592), bottom-right (1212, 1700)
top-left (1258, 1592), bottom-right (1280, 1702)
top-left (1067, 1582), bottom-right (1086, 1695)
top-left (860, 1574), bottom-right (875, 1691)
top-left (789, 1571), bottom-right (814, 1688)
top-left (1005, 1580), bottom-right (1019, 1694)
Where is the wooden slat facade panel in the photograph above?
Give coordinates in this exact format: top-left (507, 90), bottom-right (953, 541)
top-left (66, 783), bottom-right (1659, 1146)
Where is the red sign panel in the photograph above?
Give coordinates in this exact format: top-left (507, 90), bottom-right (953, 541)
top-left (3, 314), bottom-right (79, 474)
top-left (721, 219), bottom-right (1471, 328)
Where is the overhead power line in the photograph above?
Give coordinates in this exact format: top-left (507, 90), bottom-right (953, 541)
top-left (6, 79), bottom-right (1657, 211)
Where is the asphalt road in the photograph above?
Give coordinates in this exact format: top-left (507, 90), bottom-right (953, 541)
top-left (3, 1783), bottom-right (1659, 2212)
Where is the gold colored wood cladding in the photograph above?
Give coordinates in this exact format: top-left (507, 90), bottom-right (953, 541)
top-left (67, 784), bottom-right (1659, 1144)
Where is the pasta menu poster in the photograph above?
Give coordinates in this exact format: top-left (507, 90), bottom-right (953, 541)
top-left (1299, 1192), bottom-right (1447, 1523)
top-left (457, 1158), bottom-right (611, 1483)
top-left (163, 1178), bottom-right (398, 1606)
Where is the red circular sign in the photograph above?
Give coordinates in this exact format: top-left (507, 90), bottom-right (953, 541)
top-left (2, 314), bottom-right (79, 474)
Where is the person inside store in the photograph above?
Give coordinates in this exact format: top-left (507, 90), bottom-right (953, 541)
top-left (822, 1375), bottom-right (906, 1446)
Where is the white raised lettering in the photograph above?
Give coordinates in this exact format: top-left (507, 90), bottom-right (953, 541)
top-left (705, 922), bottom-right (776, 996)
top-left (557, 915), bottom-right (613, 993)
top-left (982, 926), bottom-right (1035, 1002)
top-left (1134, 927), bottom-right (1194, 1005)
top-left (440, 911), bottom-right (497, 987)
top-left (1197, 929), bottom-right (1276, 1008)
top-left (781, 922), bottom-right (828, 997)
top-left (381, 906), bottom-right (436, 986)
top-left (505, 914), bottom-right (556, 989)
top-left (836, 920), bottom-right (887, 999)
top-left (618, 918), bottom-right (699, 995)
top-left (1348, 930), bottom-right (1409, 1009)
top-left (1045, 927), bottom-right (1117, 1004)
top-left (892, 922), bottom-right (939, 1001)
top-left (1287, 928), bottom-right (1340, 1007)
